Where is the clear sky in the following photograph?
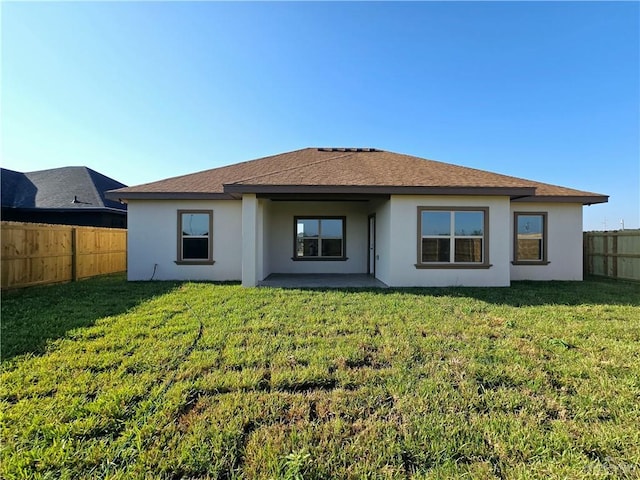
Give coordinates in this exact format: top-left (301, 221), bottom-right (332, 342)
top-left (2, 1), bottom-right (638, 231)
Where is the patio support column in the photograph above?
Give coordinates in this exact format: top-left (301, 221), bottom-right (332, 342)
top-left (242, 193), bottom-right (258, 287)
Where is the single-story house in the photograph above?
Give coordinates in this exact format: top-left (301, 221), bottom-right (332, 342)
top-left (1, 166), bottom-right (127, 228)
top-left (106, 148), bottom-right (607, 287)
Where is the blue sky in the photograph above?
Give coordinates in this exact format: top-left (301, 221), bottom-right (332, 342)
top-left (2, 1), bottom-right (638, 231)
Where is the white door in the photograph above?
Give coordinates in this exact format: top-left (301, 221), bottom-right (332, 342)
top-left (368, 215), bottom-right (375, 275)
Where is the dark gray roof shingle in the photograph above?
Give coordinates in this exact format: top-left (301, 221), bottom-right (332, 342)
top-left (1, 166), bottom-right (127, 211)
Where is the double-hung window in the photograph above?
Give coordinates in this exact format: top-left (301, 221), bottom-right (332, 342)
top-left (417, 207), bottom-right (489, 267)
top-left (177, 210), bottom-right (213, 264)
top-left (513, 212), bottom-right (548, 264)
top-left (294, 217), bottom-right (346, 260)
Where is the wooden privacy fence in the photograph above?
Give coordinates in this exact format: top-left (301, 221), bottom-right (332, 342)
top-left (1, 222), bottom-right (127, 289)
top-left (583, 230), bottom-right (640, 282)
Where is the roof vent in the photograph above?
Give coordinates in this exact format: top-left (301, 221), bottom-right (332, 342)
top-left (71, 195), bottom-right (91, 205)
top-left (317, 147), bottom-right (379, 152)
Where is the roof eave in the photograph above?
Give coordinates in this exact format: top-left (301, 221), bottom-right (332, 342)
top-left (512, 195), bottom-right (609, 205)
top-left (104, 187), bottom-right (608, 205)
top-left (1, 206), bottom-right (127, 214)
top-left (104, 191), bottom-right (234, 202)
top-left (223, 184), bottom-right (537, 197)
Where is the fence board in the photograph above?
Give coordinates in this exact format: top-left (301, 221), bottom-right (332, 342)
top-left (583, 230), bottom-right (640, 281)
top-left (1, 222), bottom-right (127, 289)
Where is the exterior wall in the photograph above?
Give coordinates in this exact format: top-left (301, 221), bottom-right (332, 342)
top-left (265, 201), bottom-right (370, 274)
top-left (257, 198), bottom-right (266, 281)
top-left (241, 194), bottom-right (259, 287)
top-left (127, 197), bottom-right (584, 285)
top-left (127, 199), bottom-right (242, 281)
top-left (262, 199), bottom-right (273, 279)
top-left (387, 195), bottom-right (512, 287)
top-left (372, 199), bottom-right (391, 285)
top-left (510, 203), bottom-right (583, 281)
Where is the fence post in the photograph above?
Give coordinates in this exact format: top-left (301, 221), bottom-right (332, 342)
top-left (603, 233), bottom-right (608, 277)
top-left (71, 228), bottom-right (79, 281)
top-left (583, 232), bottom-right (587, 279)
top-left (592, 234), bottom-right (596, 276)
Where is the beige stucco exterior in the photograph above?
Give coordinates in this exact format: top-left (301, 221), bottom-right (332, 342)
top-left (126, 195), bottom-right (587, 286)
top-left (384, 195), bottom-right (512, 287)
top-left (510, 202), bottom-right (583, 281)
top-left (126, 199), bottom-right (242, 281)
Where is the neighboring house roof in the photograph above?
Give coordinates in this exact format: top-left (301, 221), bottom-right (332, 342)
top-left (106, 148), bottom-right (608, 205)
top-left (1, 168), bottom-right (37, 208)
top-left (2, 166), bottom-right (127, 212)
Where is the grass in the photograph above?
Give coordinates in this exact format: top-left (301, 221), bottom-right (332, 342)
top-left (1, 275), bottom-right (639, 479)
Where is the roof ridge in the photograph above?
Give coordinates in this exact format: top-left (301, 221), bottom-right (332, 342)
top-left (226, 151), bottom-right (356, 185)
top-left (25, 166), bottom-right (86, 174)
top-left (80, 167), bottom-right (105, 207)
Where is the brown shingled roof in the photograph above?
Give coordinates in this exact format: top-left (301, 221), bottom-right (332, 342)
top-left (107, 148), bottom-right (608, 204)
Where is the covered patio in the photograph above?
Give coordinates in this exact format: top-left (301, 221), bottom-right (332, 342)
top-left (258, 273), bottom-right (388, 289)
top-left (241, 193), bottom-right (389, 286)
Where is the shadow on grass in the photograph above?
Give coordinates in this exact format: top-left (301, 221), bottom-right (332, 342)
top-left (393, 278), bottom-right (640, 307)
top-left (274, 278), bottom-right (640, 307)
top-left (3, 275), bottom-right (636, 361)
top-left (1, 274), bottom-right (182, 361)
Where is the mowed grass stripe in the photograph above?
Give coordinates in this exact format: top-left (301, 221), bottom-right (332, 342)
top-left (1, 276), bottom-right (639, 479)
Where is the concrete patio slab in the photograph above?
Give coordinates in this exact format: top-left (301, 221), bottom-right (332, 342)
top-left (258, 274), bottom-right (388, 289)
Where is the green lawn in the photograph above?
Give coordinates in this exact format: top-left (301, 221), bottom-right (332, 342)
top-left (1, 276), bottom-right (639, 479)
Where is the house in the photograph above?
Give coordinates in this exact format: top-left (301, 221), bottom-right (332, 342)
top-left (1, 166), bottom-right (127, 228)
top-left (106, 148), bottom-right (607, 287)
